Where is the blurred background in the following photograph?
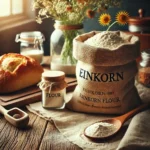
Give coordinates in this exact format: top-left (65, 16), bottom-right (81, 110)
top-left (0, 0), bottom-right (150, 56)
top-left (84, 0), bottom-right (150, 32)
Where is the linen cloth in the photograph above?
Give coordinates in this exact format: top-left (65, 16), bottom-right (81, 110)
top-left (117, 109), bottom-right (150, 150)
top-left (117, 81), bottom-right (150, 150)
top-left (27, 81), bottom-right (150, 150)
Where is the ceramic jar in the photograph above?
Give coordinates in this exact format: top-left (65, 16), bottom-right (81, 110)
top-left (128, 9), bottom-right (150, 33)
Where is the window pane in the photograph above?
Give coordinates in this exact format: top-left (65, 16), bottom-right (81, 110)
top-left (12, 0), bottom-right (23, 15)
top-left (0, 0), bottom-right (10, 17)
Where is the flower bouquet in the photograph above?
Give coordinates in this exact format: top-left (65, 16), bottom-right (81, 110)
top-left (33, 0), bottom-right (122, 72)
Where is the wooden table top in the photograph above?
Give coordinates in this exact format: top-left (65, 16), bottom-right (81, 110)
top-left (0, 107), bottom-right (82, 150)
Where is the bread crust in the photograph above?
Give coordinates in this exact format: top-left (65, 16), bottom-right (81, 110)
top-left (0, 53), bottom-right (44, 93)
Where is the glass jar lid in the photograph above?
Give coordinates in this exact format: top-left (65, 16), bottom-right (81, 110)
top-left (15, 31), bottom-right (45, 44)
top-left (20, 31), bottom-right (43, 39)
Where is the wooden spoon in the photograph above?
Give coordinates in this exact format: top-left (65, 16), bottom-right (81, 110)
top-left (84, 103), bottom-right (149, 140)
top-left (0, 105), bottom-right (29, 128)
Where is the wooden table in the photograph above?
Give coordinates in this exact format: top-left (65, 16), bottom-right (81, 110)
top-left (0, 107), bottom-right (82, 150)
top-left (0, 57), bottom-right (82, 150)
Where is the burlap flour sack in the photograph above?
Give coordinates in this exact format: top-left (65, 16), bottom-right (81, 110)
top-left (66, 31), bottom-right (141, 114)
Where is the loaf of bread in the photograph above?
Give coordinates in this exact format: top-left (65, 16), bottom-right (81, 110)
top-left (0, 53), bottom-right (44, 93)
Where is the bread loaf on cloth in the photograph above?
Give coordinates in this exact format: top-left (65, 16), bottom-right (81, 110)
top-left (0, 53), bottom-right (43, 93)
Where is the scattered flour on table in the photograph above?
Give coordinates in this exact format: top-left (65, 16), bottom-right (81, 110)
top-left (84, 31), bottom-right (128, 50)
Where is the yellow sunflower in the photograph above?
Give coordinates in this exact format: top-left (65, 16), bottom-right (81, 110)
top-left (116, 11), bottom-right (129, 25)
top-left (99, 13), bottom-right (111, 26)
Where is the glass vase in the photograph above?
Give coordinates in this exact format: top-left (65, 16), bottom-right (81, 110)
top-left (50, 20), bottom-right (83, 76)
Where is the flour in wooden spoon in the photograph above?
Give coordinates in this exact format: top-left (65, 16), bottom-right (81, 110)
top-left (85, 122), bottom-right (118, 138)
top-left (84, 31), bottom-right (128, 50)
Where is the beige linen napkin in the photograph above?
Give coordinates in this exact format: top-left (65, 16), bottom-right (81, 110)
top-left (117, 109), bottom-right (150, 150)
top-left (117, 81), bottom-right (150, 150)
top-left (135, 80), bottom-right (150, 103)
top-left (27, 81), bottom-right (150, 150)
top-left (27, 93), bottom-right (125, 150)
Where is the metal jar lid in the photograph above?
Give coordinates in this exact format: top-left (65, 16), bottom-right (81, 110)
top-left (15, 31), bottom-right (45, 44)
top-left (128, 9), bottom-right (150, 33)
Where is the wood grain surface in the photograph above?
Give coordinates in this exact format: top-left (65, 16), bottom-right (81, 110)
top-left (0, 108), bottom-right (81, 150)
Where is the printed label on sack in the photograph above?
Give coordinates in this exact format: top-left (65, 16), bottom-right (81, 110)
top-left (79, 68), bottom-right (124, 82)
top-left (78, 88), bottom-right (121, 109)
top-left (78, 68), bottom-right (123, 109)
top-left (79, 88), bottom-right (121, 108)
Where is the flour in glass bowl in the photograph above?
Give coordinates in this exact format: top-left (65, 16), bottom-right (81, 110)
top-left (85, 122), bottom-right (118, 138)
top-left (84, 31), bottom-right (129, 50)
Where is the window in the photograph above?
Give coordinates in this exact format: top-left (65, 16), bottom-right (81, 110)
top-left (0, 0), bottom-right (24, 17)
top-left (0, 0), bottom-right (35, 31)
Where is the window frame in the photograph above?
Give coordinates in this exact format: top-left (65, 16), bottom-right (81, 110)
top-left (0, 0), bottom-right (25, 19)
top-left (0, 0), bottom-right (35, 31)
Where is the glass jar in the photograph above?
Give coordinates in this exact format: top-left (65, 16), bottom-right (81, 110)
top-left (50, 20), bottom-right (84, 76)
top-left (15, 31), bottom-right (45, 64)
top-left (138, 49), bottom-right (150, 87)
top-left (38, 71), bottom-right (67, 109)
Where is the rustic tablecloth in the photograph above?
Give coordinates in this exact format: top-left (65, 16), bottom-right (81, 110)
top-left (27, 81), bottom-right (150, 150)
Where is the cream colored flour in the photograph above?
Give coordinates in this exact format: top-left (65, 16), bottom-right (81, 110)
top-left (85, 122), bottom-right (118, 138)
top-left (84, 31), bottom-right (128, 50)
